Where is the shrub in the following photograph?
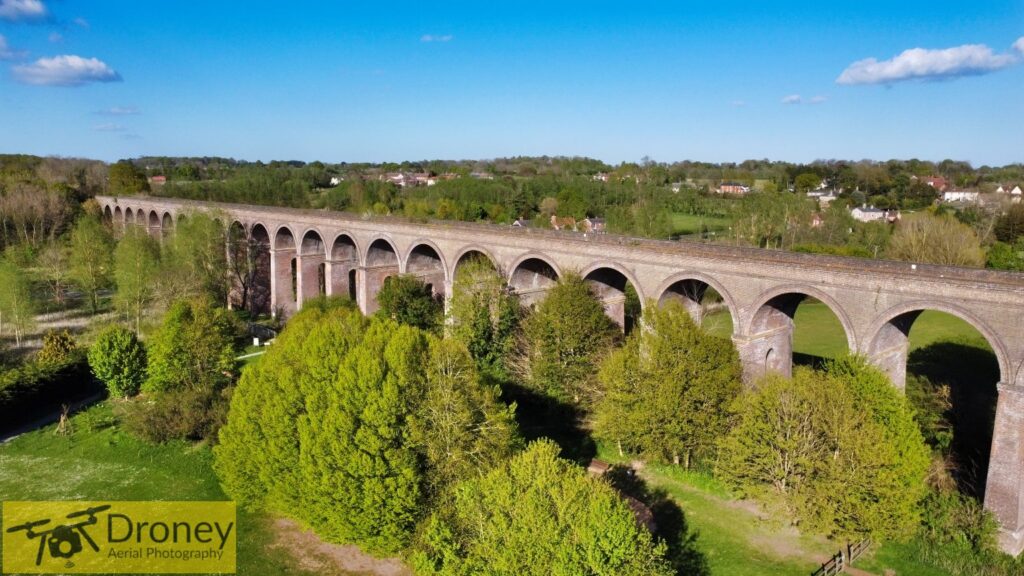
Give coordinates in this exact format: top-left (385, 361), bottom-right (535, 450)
top-left (120, 385), bottom-right (231, 443)
top-left (88, 325), bottom-right (147, 398)
top-left (376, 274), bottom-right (442, 332)
top-left (36, 330), bottom-right (81, 366)
top-left (411, 440), bottom-right (675, 576)
top-left (144, 298), bottom-right (239, 393)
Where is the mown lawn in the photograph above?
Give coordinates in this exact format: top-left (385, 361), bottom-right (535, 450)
top-left (670, 213), bottom-right (732, 236)
top-left (595, 443), bottom-right (954, 576)
top-left (0, 403), bottom-right (346, 576)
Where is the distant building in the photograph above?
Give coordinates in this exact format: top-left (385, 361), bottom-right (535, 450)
top-left (670, 182), bottom-right (683, 193)
top-left (943, 190), bottom-right (980, 203)
top-left (148, 175), bottom-right (166, 185)
top-left (469, 171), bottom-right (494, 180)
top-left (919, 176), bottom-right (949, 191)
top-left (593, 172), bottom-right (610, 183)
top-left (580, 217), bottom-right (606, 234)
top-left (816, 192), bottom-right (838, 209)
top-left (718, 181), bottom-right (751, 195)
top-left (329, 176), bottom-right (343, 186)
top-left (850, 205), bottom-right (900, 223)
top-left (996, 185), bottom-right (1022, 197)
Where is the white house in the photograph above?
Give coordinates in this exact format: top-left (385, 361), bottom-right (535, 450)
top-left (850, 205), bottom-right (900, 223)
top-left (942, 190), bottom-right (980, 203)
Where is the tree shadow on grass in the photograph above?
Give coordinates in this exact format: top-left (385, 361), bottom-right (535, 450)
top-left (793, 352), bottom-right (829, 371)
top-left (500, 381), bottom-right (596, 465)
top-left (605, 466), bottom-right (711, 576)
top-left (907, 340), bottom-right (998, 499)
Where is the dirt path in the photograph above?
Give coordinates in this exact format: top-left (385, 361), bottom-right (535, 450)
top-left (270, 518), bottom-right (411, 576)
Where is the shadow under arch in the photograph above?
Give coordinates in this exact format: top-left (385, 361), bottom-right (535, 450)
top-left (864, 300), bottom-right (1010, 387)
top-left (654, 271), bottom-right (739, 338)
top-left (405, 240), bottom-right (448, 298)
top-left (867, 301), bottom-right (1008, 500)
top-left (745, 285), bottom-right (857, 377)
top-left (508, 253), bottom-right (561, 307)
top-left (580, 262), bottom-right (644, 332)
top-left (452, 246), bottom-right (501, 281)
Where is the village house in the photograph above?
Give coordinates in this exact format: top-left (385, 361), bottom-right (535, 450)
top-left (913, 175), bottom-right (949, 191)
top-left (943, 190), bottom-right (980, 203)
top-left (148, 175), bottom-right (166, 186)
top-left (996, 185), bottom-right (1023, 197)
top-left (850, 204), bottom-right (900, 223)
top-left (718, 181), bottom-right (751, 195)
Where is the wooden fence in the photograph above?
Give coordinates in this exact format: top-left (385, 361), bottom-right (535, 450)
top-left (811, 539), bottom-right (871, 576)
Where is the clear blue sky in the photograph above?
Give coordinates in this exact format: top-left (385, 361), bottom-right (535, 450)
top-left (1, 1), bottom-right (1022, 165)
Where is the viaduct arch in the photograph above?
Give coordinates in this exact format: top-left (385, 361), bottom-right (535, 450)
top-left (95, 195), bottom-right (1024, 554)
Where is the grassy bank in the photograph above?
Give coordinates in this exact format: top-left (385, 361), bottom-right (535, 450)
top-left (0, 403), bottom-right (345, 576)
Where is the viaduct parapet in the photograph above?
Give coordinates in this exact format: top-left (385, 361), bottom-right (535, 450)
top-left (97, 194), bottom-right (1024, 554)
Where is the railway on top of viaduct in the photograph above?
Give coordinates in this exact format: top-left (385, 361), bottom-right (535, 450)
top-left (97, 194), bottom-right (1024, 554)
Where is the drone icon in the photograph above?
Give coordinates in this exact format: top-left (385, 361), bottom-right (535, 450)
top-left (6, 504), bottom-right (111, 566)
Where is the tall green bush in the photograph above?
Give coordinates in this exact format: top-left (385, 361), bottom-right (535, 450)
top-left (595, 300), bottom-right (742, 466)
top-left (412, 440), bottom-right (675, 576)
top-left (88, 325), bottom-right (147, 398)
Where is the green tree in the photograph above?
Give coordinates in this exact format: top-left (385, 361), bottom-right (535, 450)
top-left (88, 325), bottom-right (147, 398)
top-left (298, 319), bottom-right (428, 553)
top-left (717, 359), bottom-right (930, 540)
top-left (0, 255), bottom-right (36, 347)
top-left (446, 256), bottom-right (519, 383)
top-left (887, 213), bottom-right (985, 267)
top-left (411, 338), bottom-right (521, 497)
top-left (114, 227), bottom-right (162, 332)
top-left (68, 214), bottom-right (114, 313)
top-left (516, 273), bottom-right (620, 409)
top-left (994, 204), bottom-right (1024, 243)
top-left (412, 440), bottom-right (675, 576)
top-left (215, 298), bottom-right (366, 511)
top-left (108, 160), bottom-right (150, 196)
top-left (376, 274), bottom-right (442, 332)
top-left (595, 300), bottom-right (742, 467)
top-left (795, 172), bottom-right (821, 194)
top-left (36, 330), bottom-right (80, 366)
top-left (162, 212), bottom-right (229, 304)
top-left (144, 298), bottom-right (238, 393)
top-left (986, 240), bottom-right (1024, 271)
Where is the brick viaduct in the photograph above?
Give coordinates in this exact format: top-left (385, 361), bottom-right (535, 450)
top-left (97, 194), bottom-right (1024, 554)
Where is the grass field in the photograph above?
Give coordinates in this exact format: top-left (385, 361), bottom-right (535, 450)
top-left (0, 403), bottom-right (351, 576)
top-left (670, 213), bottom-right (732, 236)
top-left (594, 444), bottom-right (952, 576)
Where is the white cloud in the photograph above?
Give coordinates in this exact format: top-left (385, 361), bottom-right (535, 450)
top-left (781, 94), bottom-right (802, 104)
top-left (836, 41), bottom-right (1021, 85)
top-left (0, 34), bottom-right (26, 60)
top-left (48, 31), bottom-right (61, 43)
top-left (420, 34), bottom-right (453, 43)
top-left (731, 99), bottom-right (746, 107)
top-left (782, 94), bottom-right (827, 105)
top-left (0, 0), bottom-right (47, 21)
top-left (13, 54), bottom-right (121, 86)
top-left (73, 17), bottom-right (88, 28)
top-left (807, 95), bottom-right (827, 104)
top-left (1014, 36), bottom-right (1024, 55)
top-left (97, 106), bottom-right (140, 116)
top-left (93, 122), bottom-right (125, 132)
